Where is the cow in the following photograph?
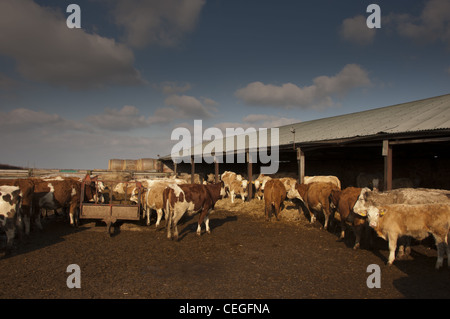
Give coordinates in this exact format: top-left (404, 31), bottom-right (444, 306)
top-left (366, 203), bottom-right (450, 269)
top-left (33, 177), bottom-right (97, 227)
top-left (0, 178), bottom-right (34, 236)
top-left (164, 182), bottom-right (226, 240)
top-left (254, 174), bottom-right (272, 200)
top-left (304, 176), bottom-right (341, 190)
top-left (0, 185), bottom-right (22, 253)
top-left (219, 170), bottom-right (248, 203)
top-left (263, 179), bottom-right (286, 221)
top-left (112, 182), bottom-right (137, 203)
top-left (280, 177), bottom-right (302, 200)
top-left (353, 187), bottom-right (450, 259)
top-left (329, 187), bottom-right (372, 250)
top-left (296, 182), bottom-right (340, 230)
top-left (228, 179), bottom-right (248, 203)
top-left (131, 178), bottom-right (187, 227)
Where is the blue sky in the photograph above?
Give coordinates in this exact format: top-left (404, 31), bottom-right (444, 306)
top-left (0, 0), bottom-right (449, 169)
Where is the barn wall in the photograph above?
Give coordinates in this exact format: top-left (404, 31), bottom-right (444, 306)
top-left (163, 140), bottom-right (450, 190)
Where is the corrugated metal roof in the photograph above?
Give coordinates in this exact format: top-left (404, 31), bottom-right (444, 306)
top-left (165, 93), bottom-right (450, 159)
top-left (279, 93), bottom-right (450, 145)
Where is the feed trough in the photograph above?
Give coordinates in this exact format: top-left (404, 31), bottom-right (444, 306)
top-left (79, 175), bottom-right (143, 235)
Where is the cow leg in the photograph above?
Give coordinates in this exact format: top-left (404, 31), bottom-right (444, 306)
top-left (69, 202), bottom-right (79, 227)
top-left (436, 241), bottom-right (446, 270)
top-left (231, 191), bottom-right (235, 203)
top-left (34, 213), bottom-right (43, 231)
top-left (338, 219), bottom-right (346, 241)
top-left (323, 210), bottom-right (330, 230)
top-left (387, 233), bottom-right (398, 266)
top-left (205, 214), bottom-right (211, 234)
top-left (433, 233), bottom-right (446, 270)
top-left (274, 203), bottom-right (281, 221)
top-left (156, 209), bottom-right (165, 229)
top-left (4, 218), bottom-right (16, 254)
top-left (171, 209), bottom-right (185, 241)
top-left (23, 215), bottom-right (31, 236)
top-left (310, 212), bottom-right (316, 224)
top-left (353, 224), bottom-right (363, 250)
top-left (446, 233), bottom-right (450, 268)
top-left (199, 208), bottom-right (213, 235)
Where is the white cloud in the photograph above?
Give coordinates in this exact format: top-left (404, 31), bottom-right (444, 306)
top-left (0, 108), bottom-right (85, 132)
top-left (164, 94), bottom-right (216, 119)
top-left (341, 0), bottom-right (450, 48)
top-left (393, 0), bottom-right (450, 47)
top-left (235, 64), bottom-right (372, 109)
top-left (86, 95), bottom-right (218, 132)
top-left (158, 81), bottom-right (192, 95)
top-left (112, 0), bottom-right (206, 48)
top-left (0, 0), bottom-right (144, 89)
top-left (0, 107), bottom-right (171, 168)
top-left (339, 15), bottom-right (376, 45)
top-left (86, 105), bottom-right (157, 131)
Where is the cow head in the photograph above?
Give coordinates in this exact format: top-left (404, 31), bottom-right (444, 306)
top-left (366, 206), bottom-right (386, 228)
top-left (352, 187), bottom-right (371, 216)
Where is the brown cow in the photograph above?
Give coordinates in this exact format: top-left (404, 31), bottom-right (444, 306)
top-left (263, 179), bottom-right (287, 221)
top-left (164, 182), bottom-right (226, 240)
top-left (296, 182), bottom-right (340, 230)
top-left (329, 187), bottom-right (371, 250)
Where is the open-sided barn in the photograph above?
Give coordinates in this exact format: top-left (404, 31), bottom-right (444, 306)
top-left (161, 94), bottom-right (450, 193)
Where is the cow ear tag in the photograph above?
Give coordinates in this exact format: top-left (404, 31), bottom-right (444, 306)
top-left (380, 209), bottom-right (386, 216)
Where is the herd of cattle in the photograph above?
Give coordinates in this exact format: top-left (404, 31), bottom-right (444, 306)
top-left (1, 170), bottom-right (450, 270)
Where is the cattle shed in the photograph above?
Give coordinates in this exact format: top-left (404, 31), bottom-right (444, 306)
top-left (160, 93), bottom-right (450, 195)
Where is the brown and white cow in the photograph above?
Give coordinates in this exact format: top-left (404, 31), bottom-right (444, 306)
top-left (263, 179), bottom-right (286, 221)
top-left (329, 187), bottom-right (371, 250)
top-left (0, 178), bottom-right (34, 236)
top-left (296, 182), bottom-right (340, 230)
top-left (33, 177), bottom-right (97, 227)
top-left (228, 179), bottom-right (248, 203)
top-left (280, 177), bottom-right (302, 200)
top-left (131, 178), bottom-right (186, 227)
top-left (254, 174), bottom-right (272, 200)
top-left (367, 203), bottom-right (450, 269)
top-left (164, 182), bottom-right (226, 240)
top-left (0, 185), bottom-right (22, 253)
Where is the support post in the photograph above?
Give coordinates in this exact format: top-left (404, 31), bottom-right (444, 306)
top-left (247, 151), bottom-right (253, 201)
top-left (214, 157), bottom-right (219, 183)
top-left (382, 140), bottom-right (392, 191)
top-left (297, 147), bottom-right (305, 184)
top-left (191, 157), bottom-right (195, 184)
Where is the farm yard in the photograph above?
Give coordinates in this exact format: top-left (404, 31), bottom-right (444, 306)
top-left (0, 174), bottom-right (449, 300)
top-left (1, 95), bottom-right (450, 301)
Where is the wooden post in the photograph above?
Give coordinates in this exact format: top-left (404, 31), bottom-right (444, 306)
top-left (173, 161), bottom-right (177, 176)
top-left (247, 151), bottom-right (253, 201)
top-left (214, 157), bottom-right (219, 183)
top-left (382, 140), bottom-right (392, 191)
top-left (297, 147), bottom-right (305, 184)
top-left (191, 157), bottom-right (195, 184)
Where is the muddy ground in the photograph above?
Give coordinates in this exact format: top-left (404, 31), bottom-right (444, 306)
top-left (0, 198), bottom-right (449, 301)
